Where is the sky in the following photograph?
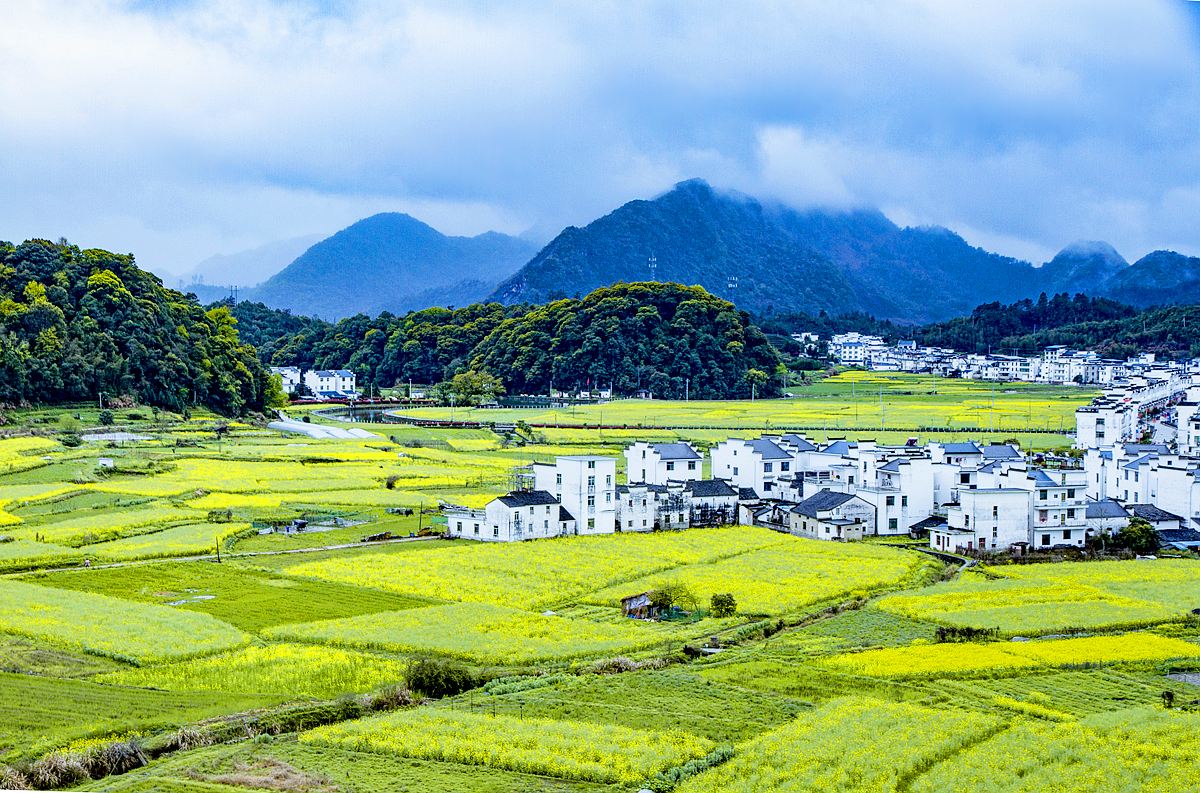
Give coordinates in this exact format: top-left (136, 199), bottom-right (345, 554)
top-left (1, 0), bottom-right (1199, 279)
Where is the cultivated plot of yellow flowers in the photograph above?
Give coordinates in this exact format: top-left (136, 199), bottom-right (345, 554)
top-left (584, 539), bottom-right (922, 615)
top-left (265, 602), bottom-right (664, 665)
top-left (676, 697), bottom-right (1000, 793)
top-left (302, 708), bottom-right (715, 784)
top-left (287, 527), bottom-right (786, 610)
top-left (876, 560), bottom-right (1200, 633)
top-left (102, 644), bottom-right (408, 699)
top-left (0, 579), bottom-right (247, 664)
top-left (819, 633), bottom-right (1200, 678)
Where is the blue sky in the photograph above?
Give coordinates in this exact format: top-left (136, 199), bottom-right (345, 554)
top-left (1, 0), bottom-right (1199, 278)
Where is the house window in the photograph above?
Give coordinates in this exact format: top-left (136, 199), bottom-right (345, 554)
top-left (641, 469), bottom-right (646, 480)
top-left (642, 450), bottom-right (646, 458)
top-left (667, 462), bottom-right (675, 471)
top-left (544, 520), bottom-right (549, 529)
top-left (642, 499), bottom-right (647, 507)
top-left (688, 461), bottom-right (696, 470)
top-left (606, 475), bottom-right (612, 485)
top-left (1039, 490), bottom-right (1048, 500)
top-left (889, 518), bottom-right (898, 530)
top-left (902, 496), bottom-right (907, 507)
top-left (1097, 431), bottom-right (1105, 439)
top-left (781, 462), bottom-right (790, 472)
top-left (763, 482), bottom-right (773, 492)
top-left (494, 527), bottom-right (499, 537)
top-left (628, 520), bottom-right (633, 527)
top-left (556, 473), bottom-right (562, 485)
top-left (606, 492), bottom-right (611, 503)
top-left (456, 521), bottom-right (462, 533)
top-left (475, 525), bottom-right (480, 535)
top-left (993, 506), bottom-right (998, 518)
top-left (764, 463), bottom-right (773, 473)
top-left (1063, 530), bottom-right (1072, 540)
top-left (849, 476), bottom-right (855, 485)
top-left (1041, 534), bottom-right (1050, 546)
top-left (733, 467), bottom-right (739, 476)
top-left (643, 519), bottom-right (647, 526)
top-left (886, 496), bottom-right (895, 506)
top-left (588, 460), bottom-right (595, 469)
top-left (1067, 488), bottom-right (1075, 498)
top-left (587, 495), bottom-right (595, 507)
top-left (960, 474), bottom-right (970, 484)
top-left (965, 515), bottom-right (970, 526)
top-left (1067, 509), bottom-right (1075, 519)
top-left (588, 475), bottom-right (595, 487)
top-left (992, 526), bottom-right (997, 539)
top-left (588, 519), bottom-right (595, 529)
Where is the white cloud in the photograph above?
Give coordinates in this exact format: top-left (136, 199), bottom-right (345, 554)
top-left (0, 0), bottom-right (1198, 275)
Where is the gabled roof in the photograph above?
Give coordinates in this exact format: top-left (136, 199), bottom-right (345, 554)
top-left (685, 479), bottom-right (738, 498)
top-left (749, 439), bottom-right (792, 460)
top-left (1123, 443), bottom-right (1169, 455)
top-left (738, 487), bottom-right (761, 500)
top-left (821, 440), bottom-right (856, 456)
top-left (1119, 454), bottom-right (1152, 471)
top-left (982, 444), bottom-right (1021, 459)
top-left (312, 369), bottom-right (355, 377)
top-left (793, 490), bottom-right (857, 517)
top-left (943, 442), bottom-right (982, 455)
top-left (1158, 528), bottom-right (1200, 547)
top-left (1086, 499), bottom-right (1128, 519)
top-left (558, 506), bottom-right (575, 522)
top-left (1128, 504), bottom-right (1185, 523)
top-left (910, 515), bottom-right (948, 530)
top-left (1030, 469), bottom-right (1058, 486)
top-left (651, 442), bottom-right (701, 460)
top-left (780, 434), bottom-right (818, 452)
top-left (878, 459), bottom-right (907, 473)
top-left (497, 490), bottom-right (560, 507)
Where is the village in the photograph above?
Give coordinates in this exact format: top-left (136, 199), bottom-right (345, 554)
top-left (440, 368), bottom-right (1200, 559)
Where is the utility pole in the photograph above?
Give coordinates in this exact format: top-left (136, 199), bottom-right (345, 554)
top-left (686, 379), bottom-right (690, 402)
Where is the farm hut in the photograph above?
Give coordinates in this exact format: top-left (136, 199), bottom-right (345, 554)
top-left (908, 515), bottom-right (947, 540)
top-left (622, 591), bottom-right (658, 619)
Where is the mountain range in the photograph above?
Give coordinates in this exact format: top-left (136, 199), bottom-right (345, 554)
top-left (244, 214), bottom-right (538, 320)
top-left (201, 179), bottom-right (1199, 324)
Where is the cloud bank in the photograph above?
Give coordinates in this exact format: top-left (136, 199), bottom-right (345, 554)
top-left (1, 0), bottom-right (1198, 277)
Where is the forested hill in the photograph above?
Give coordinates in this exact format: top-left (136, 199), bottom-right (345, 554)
top-left (487, 179), bottom-right (1048, 323)
top-left (0, 239), bottom-right (282, 415)
top-left (262, 282), bottom-right (783, 399)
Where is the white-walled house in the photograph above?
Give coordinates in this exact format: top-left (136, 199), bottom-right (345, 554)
top-left (710, 438), bottom-right (795, 497)
top-left (269, 366), bottom-right (301, 394)
top-left (533, 455), bottom-right (617, 535)
top-left (934, 487), bottom-right (1033, 553)
top-left (789, 491), bottom-right (875, 541)
top-left (303, 369), bottom-right (357, 397)
top-left (624, 442), bottom-right (702, 486)
top-left (446, 491), bottom-right (563, 542)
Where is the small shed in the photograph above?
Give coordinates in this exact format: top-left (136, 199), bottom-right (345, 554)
top-left (621, 591), bottom-right (658, 620)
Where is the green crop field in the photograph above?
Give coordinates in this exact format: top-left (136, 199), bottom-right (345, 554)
top-left (1, 397), bottom-right (1199, 793)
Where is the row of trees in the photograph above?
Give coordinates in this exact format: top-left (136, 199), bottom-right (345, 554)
top-left (0, 240), bottom-right (284, 415)
top-left (259, 282), bottom-right (785, 400)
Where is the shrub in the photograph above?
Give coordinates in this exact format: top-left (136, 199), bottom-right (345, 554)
top-left (98, 410), bottom-right (114, 426)
top-left (710, 593), bottom-right (737, 617)
top-left (301, 415), bottom-right (310, 423)
top-left (166, 726), bottom-right (212, 752)
top-left (59, 432), bottom-right (82, 448)
top-left (368, 685), bottom-right (421, 711)
top-left (29, 752), bottom-right (88, 789)
top-left (404, 657), bottom-right (474, 698)
top-left (385, 475), bottom-right (400, 490)
top-left (0, 766), bottom-right (29, 790)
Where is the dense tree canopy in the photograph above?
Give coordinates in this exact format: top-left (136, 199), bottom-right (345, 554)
top-left (0, 239), bottom-right (281, 415)
top-left (263, 282), bottom-right (783, 399)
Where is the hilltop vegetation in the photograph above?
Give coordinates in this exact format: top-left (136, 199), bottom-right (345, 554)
top-left (0, 239), bottom-right (281, 414)
top-left (266, 282), bottom-right (784, 399)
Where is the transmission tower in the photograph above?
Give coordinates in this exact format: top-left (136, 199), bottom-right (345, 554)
top-left (648, 255), bottom-right (657, 282)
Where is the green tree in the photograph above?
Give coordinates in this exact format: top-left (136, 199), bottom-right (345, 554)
top-left (449, 369), bottom-right (505, 405)
top-left (98, 409), bottom-right (114, 426)
top-left (1114, 518), bottom-right (1160, 555)
top-left (710, 592), bottom-right (737, 617)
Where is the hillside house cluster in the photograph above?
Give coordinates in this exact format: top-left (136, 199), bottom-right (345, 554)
top-left (826, 335), bottom-right (1196, 386)
top-left (269, 367), bottom-right (357, 398)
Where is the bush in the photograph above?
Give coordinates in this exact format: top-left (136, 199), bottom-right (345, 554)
top-left (59, 433), bottom-right (82, 448)
top-left (0, 765), bottom-right (29, 790)
top-left (405, 657), bottom-right (474, 699)
top-left (385, 475), bottom-right (400, 490)
top-left (710, 593), bottom-right (737, 617)
top-left (1114, 518), bottom-right (1160, 556)
top-left (98, 410), bottom-right (114, 426)
top-left (301, 415), bottom-right (311, 423)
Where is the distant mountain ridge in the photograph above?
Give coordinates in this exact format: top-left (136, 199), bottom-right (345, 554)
top-left (489, 180), bottom-right (1048, 323)
top-left (177, 234), bottom-right (324, 290)
top-left (247, 213), bottom-right (538, 320)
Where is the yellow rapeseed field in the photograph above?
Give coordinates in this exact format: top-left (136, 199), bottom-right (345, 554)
top-left (676, 697), bottom-right (999, 793)
top-left (875, 559), bottom-right (1200, 632)
top-left (286, 527), bottom-right (785, 609)
top-left (264, 602), bottom-right (662, 664)
top-left (302, 708), bottom-right (715, 784)
top-left (818, 633), bottom-right (1200, 678)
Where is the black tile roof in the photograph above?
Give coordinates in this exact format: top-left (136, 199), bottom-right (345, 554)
top-left (685, 479), bottom-right (738, 497)
top-left (792, 490), bottom-right (856, 517)
top-left (651, 442), bottom-right (701, 460)
top-left (559, 506), bottom-right (575, 522)
top-left (738, 487), bottom-right (761, 500)
top-left (1128, 504), bottom-right (1185, 523)
top-left (497, 490), bottom-right (560, 507)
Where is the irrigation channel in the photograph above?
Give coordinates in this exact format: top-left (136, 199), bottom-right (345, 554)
top-left (311, 404), bottom-right (1075, 436)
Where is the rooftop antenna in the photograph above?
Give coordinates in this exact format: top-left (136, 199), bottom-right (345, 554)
top-left (648, 254), bottom-right (657, 282)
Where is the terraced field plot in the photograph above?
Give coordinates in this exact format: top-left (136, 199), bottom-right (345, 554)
top-left (285, 526), bottom-right (787, 609)
top-left (876, 559), bottom-right (1200, 633)
top-left (266, 602), bottom-right (665, 664)
top-left (0, 672), bottom-right (279, 762)
top-left (36, 562), bottom-right (434, 631)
